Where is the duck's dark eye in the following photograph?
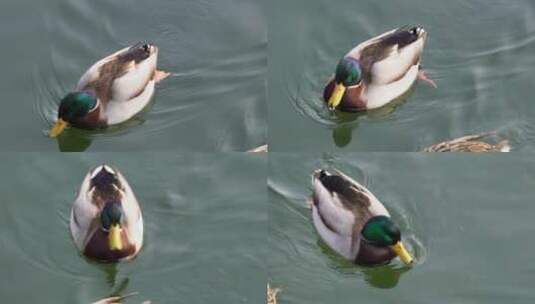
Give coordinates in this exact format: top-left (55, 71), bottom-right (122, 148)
top-left (411, 28), bottom-right (417, 35)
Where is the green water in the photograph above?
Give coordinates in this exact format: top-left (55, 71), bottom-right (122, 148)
top-left (0, 0), bottom-right (266, 151)
top-left (269, 153), bottom-right (535, 303)
top-left (268, 0), bottom-right (535, 151)
top-left (0, 153), bottom-right (266, 303)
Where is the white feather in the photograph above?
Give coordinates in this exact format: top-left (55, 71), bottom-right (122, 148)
top-left (70, 171), bottom-right (99, 250)
top-left (500, 144), bottom-right (511, 152)
top-left (312, 205), bottom-right (358, 260)
top-left (105, 80), bottom-right (155, 125)
top-left (111, 50), bottom-right (158, 101)
top-left (115, 167), bottom-right (143, 252)
top-left (364, 65), bottom-right (419, 109)
top-left (370, 37), bottom-right (425, 85)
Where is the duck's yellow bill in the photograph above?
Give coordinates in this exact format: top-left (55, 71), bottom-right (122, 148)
top-left (392, 241), bottom-right (413, 265)
top-left (109, 224), bottom-right (123, 251)
top-left (328, 83), bottom-right (346, 110)
top-left (48, 119), bottom-right (68, 138)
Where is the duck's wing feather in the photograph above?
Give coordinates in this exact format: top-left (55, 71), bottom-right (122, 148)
top-left (348, 27), bottom-right (426, 85)
top-left (76, 46), bottom-right (130, 91)
top-left (313, 177), bottom-right (359, 236)
top-left (76, 44), bottom-right (157, 103)
top-left (312, 204), bottom-right (359, 260)
top-left (109, 45), bottom-right (157, 102)
top-left (313, 171), bottom-right (390, 233)
top-left (70, 171), bottom-right (101, 251)
top-left (104, 80), bottom-right (155, 125)
top-left (115, 167), bottom-right (143, 249)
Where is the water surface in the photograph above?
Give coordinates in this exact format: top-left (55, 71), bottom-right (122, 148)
top-left (269, 153), bottom-right (535, 303)
top-left (0, 153), bottom-right (266, 303)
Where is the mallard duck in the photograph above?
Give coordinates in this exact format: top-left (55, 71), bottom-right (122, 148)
top-left (49, 43), bottom-right (170, 137)
top-left (311, 169), bottom-right (413, 266)
top-left (424, 132), bottom-right (511, 152)
top-left (70, 165), bottom-right (143, 262)
top-left (323, 26), bottom-right (436, 112)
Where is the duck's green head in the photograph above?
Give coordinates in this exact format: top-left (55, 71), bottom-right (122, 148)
top-left (362, 215), bottom-right (413, 265)
top-left (49, 92), bottom-right (97, 137)
top-left (328, 57), bottom-right (362, 110)
top-left (100, 201), bottom-right (124, 251)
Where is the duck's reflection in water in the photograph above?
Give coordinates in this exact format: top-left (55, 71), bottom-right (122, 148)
top-left (56, 128), bottom-right (93, 152)
top-left (361, 264), bottom-right (411, 289)
top-left (330, 92), bottom-right (412, 148)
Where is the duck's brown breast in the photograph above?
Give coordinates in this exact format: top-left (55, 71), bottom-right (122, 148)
top-left (84, 228), bottom-right (136, 262)
top-left (72, 104), bottom-right (108, 129)
top-left (355, 240), bottom-right (396, 266)
top-left (323, 79), bottom-right (367, 112)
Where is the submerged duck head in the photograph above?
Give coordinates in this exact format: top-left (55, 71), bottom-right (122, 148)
top-left (361, 215), bottom-right (413, 264)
